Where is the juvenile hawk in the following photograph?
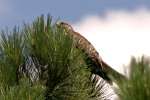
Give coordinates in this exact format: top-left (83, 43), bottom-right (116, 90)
top-left (57, 22), bottom-right (126, 83)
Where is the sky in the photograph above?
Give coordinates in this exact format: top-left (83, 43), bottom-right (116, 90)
top-left (1, 0), bottom-right (150, 75)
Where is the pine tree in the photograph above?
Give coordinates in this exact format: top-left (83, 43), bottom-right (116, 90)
top-left (0, 15), bottom-right (112, 100)
top-left (115, 56), bottom-right (150, 100)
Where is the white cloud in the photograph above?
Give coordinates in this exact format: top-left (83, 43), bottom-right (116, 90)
top-left (72, 8), bottom-right (150, 75)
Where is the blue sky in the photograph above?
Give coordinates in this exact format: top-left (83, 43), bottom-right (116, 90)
top-left (0, 0), bottom-right (150, 29)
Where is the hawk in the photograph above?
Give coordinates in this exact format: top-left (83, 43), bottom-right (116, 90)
top-left (57, 22), bottom-right (126, 83)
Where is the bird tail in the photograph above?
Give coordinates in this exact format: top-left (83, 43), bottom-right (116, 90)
top-left (100, 60), bottom-right (127, 83)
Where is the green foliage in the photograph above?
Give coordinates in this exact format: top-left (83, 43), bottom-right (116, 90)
top-left (0, 27), bottom-right (25, 86)
top-left (0, 15), bottom-right (106, 100)
top-left (24, 15), bottom-right (102, 100)
top-left (0, 78), bottom-right (45, 100)
top-left (116, 56), bottom-right (150, 100)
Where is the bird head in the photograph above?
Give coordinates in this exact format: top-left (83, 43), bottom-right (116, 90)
top-left (56, 22), bottom-right (74, 32)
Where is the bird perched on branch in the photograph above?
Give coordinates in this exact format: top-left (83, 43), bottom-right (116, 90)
top-left (57, 22), bottom-right (126, 83)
